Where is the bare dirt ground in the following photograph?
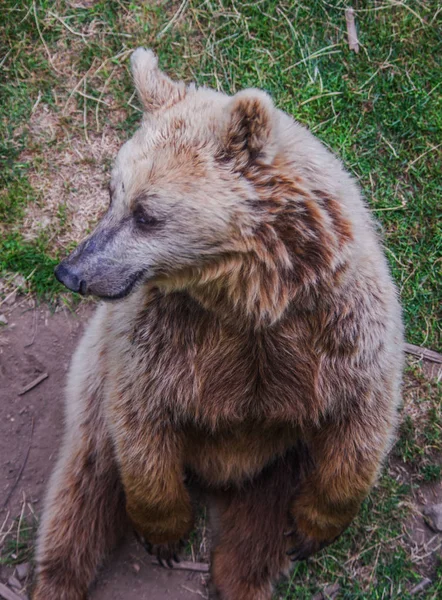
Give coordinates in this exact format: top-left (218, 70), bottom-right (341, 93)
top-left (0, 300), bottom-right (441, 599)
top-left (0, 301), bottom-right (207, 600)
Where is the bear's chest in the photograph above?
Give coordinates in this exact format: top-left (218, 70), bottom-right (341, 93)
top-left (183, 421), bottom-right (300, 485)
top-left (106, 289), bottom-right (318, 428)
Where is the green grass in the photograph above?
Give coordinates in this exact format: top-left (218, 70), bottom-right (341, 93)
top-left (275, 473), bottom-right (425, 600)
top-left (0, 513), bottom-right (38, 567)
top-left (1, 233), bottom-right (62, 297)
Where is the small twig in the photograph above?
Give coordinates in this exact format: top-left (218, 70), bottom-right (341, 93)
top-left (95, 66), bottom-right (117, 132)
top-left (380, 133), bottom-right (399, 158)
top-left (405, 343), bottom-right (442, 364)
top-left (16, 494), bottom-right (26, 555)
top-left (127, 101), bottom-right (143, 114)
top-left (181, 585), bottom-right (207, 598)
top-left (0, 511), bottom-right (12, 545)
top-left (410, 578), bottom-right (432, 595)
top-left (157, 0), bottom-right (189, 39)
top-left (83, 78), bottom-right (90, 145)
top-left (0, 48), bottom-right (12, 69)
top-left (18, 373), bottom-right (48, 396)
top-left (102, 31), bottom-right (133, 38)
top-left (299, 91), bottom-right (343, 106)
top-left (391, 0), bottom-right (425, 27)
top-left (345, 8), bottom-right (359, 53)
top-left (76, 90), bottom-right (110, 106)
top-left (48, 10), bottom-right (88, 40)
top-left (32, 2), bottom-right (61, 74)
top-left (31, 90), bottom-right (42, 115)
top-left (2, 420), bottom-right (34, 508)
top-left (0, 287), bottom-right (20, 308)
top-left (282, 44), bottom-right (342, 73)
top-left (371, 204), bottom-right (405, 212)
top-left (0, 581), bottom-right (28, 600)
top-left (406, 143), bottom-right (442, 171)
top-left (151, 560), bottom-right (209, 572)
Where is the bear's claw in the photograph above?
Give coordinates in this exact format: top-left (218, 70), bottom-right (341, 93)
top-left (134, 530), bottom-right (183, 568)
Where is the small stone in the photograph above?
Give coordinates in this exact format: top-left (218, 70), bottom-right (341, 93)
top-left (0, 314), bottom-right (8, 325)
top-left (132, 562), bottom-right (141, 573)
top-left (13, 274), bottom-right (26, 288)
top-left (423, 503), bottom-right (442, 533)
top-left (15, 562), bottom-right (30, 580)
top-left (312, 583), bottom-right (341, 600)
top-left (8, 575), bottom-right (22, 590)
top-left (4, 291), bottom-right (17, 306)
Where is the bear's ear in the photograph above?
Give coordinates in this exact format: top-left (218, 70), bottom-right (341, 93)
top-left (222, 89), bottom-right (277, 168)
top-left (130, 48), bottom-right (186, 112)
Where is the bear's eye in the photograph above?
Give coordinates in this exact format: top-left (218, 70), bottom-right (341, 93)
top-left (108, 182), bottom-right (114, 206)
top-left (133, 205), bottom-right (159, 228)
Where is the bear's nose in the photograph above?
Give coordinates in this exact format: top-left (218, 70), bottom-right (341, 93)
top-left (54, 263), bottom-right (87, 295)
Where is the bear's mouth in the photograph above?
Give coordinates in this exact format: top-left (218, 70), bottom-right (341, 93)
top-left (94, 270), bottom-right (146, 301)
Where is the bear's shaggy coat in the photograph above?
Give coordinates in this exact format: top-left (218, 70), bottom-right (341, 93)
top-left (33, 48), bottom-right (403, 600)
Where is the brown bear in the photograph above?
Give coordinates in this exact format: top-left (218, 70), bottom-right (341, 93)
top-left (33, 48), bottom-right (404, 600)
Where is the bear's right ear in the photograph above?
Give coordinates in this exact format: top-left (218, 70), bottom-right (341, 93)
top-left (221, 89), bottom-right (278, 170)
top-left (130, 48), bottom-right (186, 112)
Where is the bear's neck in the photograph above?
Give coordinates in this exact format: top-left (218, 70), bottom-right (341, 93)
top-left (169, 247), bottom-right (347, 330)
top-left (158, 169), bottom-right (354, 327)
top-left (185, 253), bottom-right (294, 327)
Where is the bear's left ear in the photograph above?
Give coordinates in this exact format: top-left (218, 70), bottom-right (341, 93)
top-left (130, 47), bottom-right (186, 112)
top-left (222, 89), bottom-right (277, 169)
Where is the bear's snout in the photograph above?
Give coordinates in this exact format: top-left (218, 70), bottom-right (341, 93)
top-left (54, 262), bottom-right (87, 295)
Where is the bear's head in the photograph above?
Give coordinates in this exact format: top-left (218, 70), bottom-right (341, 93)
top-left (55, 48), bottom-right (352, 324)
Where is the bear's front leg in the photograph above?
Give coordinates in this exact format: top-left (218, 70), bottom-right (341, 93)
top-left (113, 417), bottom-right (193, 566)
top-left (33, 307), bottom-right (127, 600)
top-left (287, 402), bottom-right (393, 561)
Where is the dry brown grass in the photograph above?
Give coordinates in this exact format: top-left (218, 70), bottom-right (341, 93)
top-left (18, 104), bottom-right (122, 253)
top-left (1, 5), bottom-right (148, 254)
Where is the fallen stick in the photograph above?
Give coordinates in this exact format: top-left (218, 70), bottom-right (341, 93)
top-left (405, 343), bottom-right (442, 364)
top-left (152, 560), bottom-right (209, 572)
top-left (0, 582), bottom-right (28, 600)
top-left (18, 373), bottom-right (48, 396)
top-left (345, 8), bottom-right (359, 53)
